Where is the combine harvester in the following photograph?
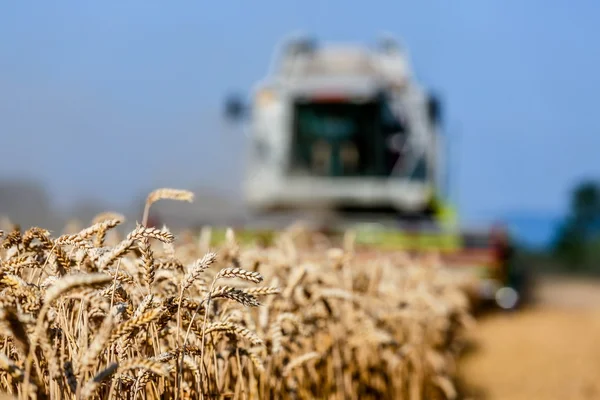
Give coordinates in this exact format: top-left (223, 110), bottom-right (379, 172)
top-left (221, 34), bottom-right (523, 310)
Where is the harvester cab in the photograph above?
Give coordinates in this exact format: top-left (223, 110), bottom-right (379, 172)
top-left (223, 34), bottom-right (523, 310)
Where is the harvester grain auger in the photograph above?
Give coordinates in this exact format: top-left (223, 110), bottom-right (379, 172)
top-left (221, 34), bottom-right (525, 310)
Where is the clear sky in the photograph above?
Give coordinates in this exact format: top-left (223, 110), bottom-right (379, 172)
top-left (1, 1), bottom-right (598, 224)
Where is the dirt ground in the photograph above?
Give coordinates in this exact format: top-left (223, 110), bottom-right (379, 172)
top-left (458, 275), bottom-right (600, 400)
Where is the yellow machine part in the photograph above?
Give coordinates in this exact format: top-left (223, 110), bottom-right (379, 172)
top-left (348, 195), bottom-right (464, 252)
top-left (206, 198), bottom-right (465, 252)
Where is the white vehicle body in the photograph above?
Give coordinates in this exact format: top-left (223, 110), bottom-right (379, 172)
top-left (240, 36), bottom-right (444, 218)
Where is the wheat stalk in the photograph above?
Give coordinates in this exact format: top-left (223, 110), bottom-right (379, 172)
top-left (142, 188), bottom-right (194, 227)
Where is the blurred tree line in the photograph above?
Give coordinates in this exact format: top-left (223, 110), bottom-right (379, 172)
top-left (550, 180), bottom-right (600, 273)
top-left (519, 179), bottom-right (600, 276)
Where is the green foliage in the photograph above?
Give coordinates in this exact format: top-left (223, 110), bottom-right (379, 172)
top-left (550, 179), bottom-right (600, 273)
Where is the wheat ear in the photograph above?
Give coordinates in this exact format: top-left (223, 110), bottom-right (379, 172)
top-left (142, 188), bottom-right (194, 226)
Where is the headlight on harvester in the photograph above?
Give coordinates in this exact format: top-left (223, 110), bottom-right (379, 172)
top-left (495, 286), bottom-right (519, 310)
top-left (255, 89), bottom-right (276, 107)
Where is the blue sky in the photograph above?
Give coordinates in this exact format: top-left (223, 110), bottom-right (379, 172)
top-left (1, 1), bottom-right (598, 226)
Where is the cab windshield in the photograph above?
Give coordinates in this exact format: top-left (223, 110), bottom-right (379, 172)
top-left (289, 96), bottom-right (405, 177)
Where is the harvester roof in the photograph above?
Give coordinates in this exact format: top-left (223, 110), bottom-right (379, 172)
top-left (277, 41), bottom-right (412, 91)
top-left (293, 46), bottom-right (377, 76)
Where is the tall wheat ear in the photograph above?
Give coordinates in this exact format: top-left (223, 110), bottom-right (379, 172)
top-left (141, 188), bottom-right (195, 227)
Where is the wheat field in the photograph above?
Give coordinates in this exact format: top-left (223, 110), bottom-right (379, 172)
top-left (0, 189), bottom-right (476, 400)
